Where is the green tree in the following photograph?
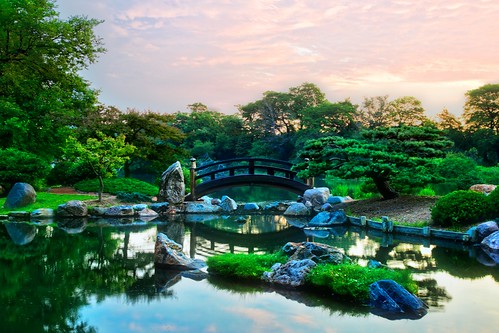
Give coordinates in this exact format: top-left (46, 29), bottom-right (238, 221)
top-left (301, 100), bottom-right (359, 136)
top-left (389, 96), bottom-right (428, 126)
top-left (0, 0), bottom-right (104, 159)
top-left (463, 84), bottom-right (499, 134)
top-left (64, 132), bottom-right (136, 201)
top-left (358, 95), bottom-right (392, 128)
top-left (294, 125), bottom-right (453, 199)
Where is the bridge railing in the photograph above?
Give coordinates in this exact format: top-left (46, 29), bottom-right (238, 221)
top-left (189, 157), bottom-right (313, 200)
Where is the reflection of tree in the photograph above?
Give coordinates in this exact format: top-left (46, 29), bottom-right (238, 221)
top-left (0, 224), bottom-right (160, 332)
top-left (417, 278), bottom-right (452, 309)
top-left (432, 247), bottom-right (499, 281)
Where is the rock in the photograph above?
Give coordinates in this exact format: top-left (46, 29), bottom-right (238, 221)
top-left (154, 233), bottom-right (206, 270)
top-left (262, 259), bottom-right (316, 287)
top-left (185, 202), bottom-right (222, 213)
top-left (235, 215), bottom-right (250, 224)
top-left (283, 203), bottom-right (310, 216)
top-left (150, 202), bottom-right (170, 215)
top-left (284, 217), bottom-right (308, 228)
top-left (264, 201), bottom-right (291, 213)
top-left (369, 279), bottom-right (428, 319)
top-left (467, 221), bottom-right (499, 242)
top-left (219, 196), bottom-right (238, 212)
top-left (4, 222), bottom-right (37, 245)
top-left (103, 205), bottom-right (134, 217)
top-left (243, 203), bottom-right (260, 211)
top-left (3, 182), bottom-right (36, 209)
top-left (158, 161), bottom-right (185, 205)
top-left (57, 200), bottom-right (88, 217)
top-left (136, 207), bottom-right (159, 218)
top-left (303, 187), bottom-right (330, 209)
top-left (282, 241), bottom-right (350, 264)
top-left (133, 204), bottom-right (148, 211)
top-left (327, 196), bottom-right (343, 205)
top-left (469, 184), bottom-right (497, 195)
top-left (303, 229), bottom-right (330, 238)
top-left (481, 231), bottom-right (499, 252)
top-left (8, 211), bottom-right (31, 220)
top-left (31, 208), bottom-right (54, 219)
top-left (308, 210), bottom-right (348, 227)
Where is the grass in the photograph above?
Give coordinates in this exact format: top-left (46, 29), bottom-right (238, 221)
top-left (306, 263), bottom-right (417, 303)
top-left (74, 178), bottom-right (158, 196)
top-left (207, 252), bottom-right (288, 280)
top-left (0, 192), bottom-right (96, 215)
top-left (206, 253), bottom-right (417, 304)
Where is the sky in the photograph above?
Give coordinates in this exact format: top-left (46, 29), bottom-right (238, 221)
top-left (56, 0), bottom-right (499, 118)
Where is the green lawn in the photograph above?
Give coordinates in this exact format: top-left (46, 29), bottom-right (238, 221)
top-left (0, 192), bottom-right (96, 215)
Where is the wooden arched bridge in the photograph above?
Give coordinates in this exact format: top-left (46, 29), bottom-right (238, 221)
top-left (185, 157), bottom-right (314, 201)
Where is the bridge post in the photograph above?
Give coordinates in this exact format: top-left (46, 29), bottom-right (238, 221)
top-left (190, 157), bottom-right (197, 200)
top-left (305, 158), bottom-right (315, 187)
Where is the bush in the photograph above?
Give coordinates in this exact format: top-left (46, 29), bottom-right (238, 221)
top-left (431, 190), bottom-right (489, 227)
top-left (487, 188), bottom-right (499, 218)
top-left (46, 160), bottom-right (95, 186)
top-left (0, 148), bottom-right (51, 191)
top-left (437, 153), bottom-right (477, 180)
top-left (75, 177), bottom-right (158, 196)
top-left (116, 191), bottom-right (152, 203)
top-left (418, 186), bottom-right (436, 196)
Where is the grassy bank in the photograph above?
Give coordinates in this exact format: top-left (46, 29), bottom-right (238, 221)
top-left (0, 192), bottom-right (96, 215)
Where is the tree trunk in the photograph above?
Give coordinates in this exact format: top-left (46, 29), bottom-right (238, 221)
top-left (124, 160), bottom-right (131, 178)
top-left (372, 176), bottom-right (400, 200)
top-left (98, 176), bottom-right (104, 202)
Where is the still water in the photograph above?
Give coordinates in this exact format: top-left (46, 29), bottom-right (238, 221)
top-left (0, 214), bottom-right (498, 333)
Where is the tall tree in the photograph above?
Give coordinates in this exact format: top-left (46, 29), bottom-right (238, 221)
top-left (0, 0), bottom-right (105, 159)
top-left (294, 125), bottom-right (453, 199)
top-left (389, 96), bottom-right (428, 126)
top-left (358, 95), bottom-right (392, 128)
top-left (463, 84), bottom-right (499, 134)
top-left (301, 100), bottom-right (359, 136)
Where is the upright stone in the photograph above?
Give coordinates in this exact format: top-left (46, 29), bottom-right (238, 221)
top-left (158, 161), bottom-right (185, 205)
top-left (3, 183), bottom-right (36, 209)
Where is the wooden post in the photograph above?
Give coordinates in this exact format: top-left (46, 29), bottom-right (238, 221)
top-left (190, 157), bottom-right (197, 201)
top-left (305, 158), bottom-right (314, 187)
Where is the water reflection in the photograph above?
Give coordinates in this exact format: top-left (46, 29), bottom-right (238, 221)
top-left (0, 216), bottom-right (498, 332)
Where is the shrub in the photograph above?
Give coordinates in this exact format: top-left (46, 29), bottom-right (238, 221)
top-left (487, 188), bottom-right (499, 218)
top-left (437, 153), bottom-right (477, 180)
top-left (306, 263), bottom-right (417, 302)
top-left (75, 177), bottom-right (158, 196)
top-left (0, 148), bottom-right (51, 191)
top-left (46, 160), bottom-right (95, 186)
top-left (116, 191), bottom-right (152, 203)
top-left (431, 190), bottom-right (489, 227)
top-left (207, 252), bottom-right (287, 280)
top-left (418, 186), bottom-right (436, 196)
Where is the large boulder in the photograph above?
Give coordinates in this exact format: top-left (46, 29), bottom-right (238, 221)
top-left (154, 233), bottom-right (205, 270)
top-left (3, 183), bottom-right (36, 209)
top-left (467, 221), bottom-right (499, 242)
top-left (369, 279), bottom-right (428, 319)
top-left (158, 161), bottom-right (185, 205)
top-left (469, 184), bottom-right (497, 195)
top-left (262, 259), bottom-right (316, 287)
top-left (103, 205), bottom-right (134, 217)
top-left (303, 187), bottom-right (330, 209)
top-left (282, 241), bottom-right (350, 264)
top-left (308, 210), bottom-right (348, 227)
top-left (481, 231), bottom-right (499, 252)
top-left (57, 200), bottom-right (88, 217)
top-left (283, 202), bottom-right (310, 216)
top-left (219, 196), bottom-right (238, 212)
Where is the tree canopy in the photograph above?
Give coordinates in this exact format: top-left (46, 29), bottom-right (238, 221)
top-left (0, 0), bottom-right (105, 159)
top-left (294, 125), bottom-right (453, 199)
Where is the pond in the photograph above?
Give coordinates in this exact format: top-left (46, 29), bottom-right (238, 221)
top-left (0, 214), bottom-right (498, 333)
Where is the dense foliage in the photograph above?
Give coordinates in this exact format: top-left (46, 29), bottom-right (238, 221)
top-left (431, 190), bottom-right (489, 227)
top-left (0, 148), bottom-right (51, 190)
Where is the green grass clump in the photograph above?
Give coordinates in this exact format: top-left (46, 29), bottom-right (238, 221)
top-left (207, 252), bottom-right (287, 281)
top-left (74, 178), bottom-right (158, 196)
top-left (0, 192), bottom-right (96, 214)
top-left (306, 263), bottom-right (417, 303)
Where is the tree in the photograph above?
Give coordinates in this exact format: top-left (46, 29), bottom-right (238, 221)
top-left (294, 125), bottom-right (453, 199)
top-left (301, 100), bottom-right (359, 136)
top-left (463, 84), bottom-right (499, 134)
top-left (0, 0), bottom-right (105, 159)
top-left (64, 132), bottom-right (136, 201)
top-left (358, 96), bottom-right (428, 129)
